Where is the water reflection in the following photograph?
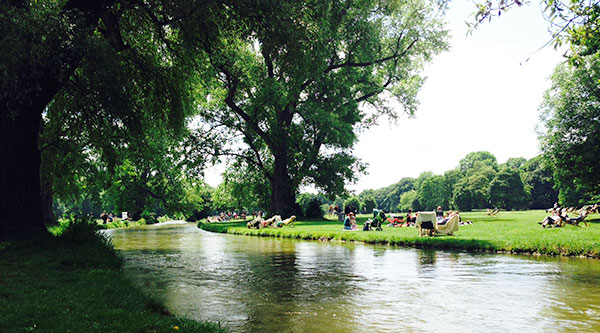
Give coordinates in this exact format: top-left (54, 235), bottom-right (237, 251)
top-left (106, 223), bottom-right (600, 332)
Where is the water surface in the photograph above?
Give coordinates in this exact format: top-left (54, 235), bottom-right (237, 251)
top-left (105, 222), bottom-right (600, 332)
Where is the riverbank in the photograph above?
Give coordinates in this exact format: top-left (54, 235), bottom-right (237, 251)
top-left (0, 221), bottom-right (224, 332)
top-left (198, 210), bottom-right (600, 258)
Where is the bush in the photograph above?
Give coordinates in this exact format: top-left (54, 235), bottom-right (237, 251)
top-left (141, 211), bottom-right (158, 224)
top-left (157, 215), bottom-right (171, 223)
top-left (304, 198), bottom-right (324, 218)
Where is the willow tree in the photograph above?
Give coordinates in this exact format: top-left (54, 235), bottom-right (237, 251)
top-left (195, 0), bottom-right (449, 215)
top-left (0, 0), bottom-right (220, 239)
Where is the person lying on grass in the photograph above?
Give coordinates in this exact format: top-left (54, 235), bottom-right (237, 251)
top-left (247, 212), bottom-right (264, 229)
top-left (247, 213), bottom-right (296, 229)
top-left (387, 215), bottom-right (406, 227)
top-left (272, 215), bottom-right (296, 228)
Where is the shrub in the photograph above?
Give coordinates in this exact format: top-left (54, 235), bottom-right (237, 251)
top-left (157, 215), bottom-right (171, 223)
top-left (141, 211), bottom-right (158, 224)
top-left (305, 198), bottom-right (324, 218)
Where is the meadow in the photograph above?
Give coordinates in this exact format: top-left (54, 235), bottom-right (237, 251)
top-left (198, 210), bottom-right (600, 258)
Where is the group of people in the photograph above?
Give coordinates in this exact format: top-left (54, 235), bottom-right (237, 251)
top-left (246, 212), bottom-right (296, 229)
top-left (99, 211), bottom-right (115, 224)
top-left (206, 211), bottom-right (248, 223)
top-left (539, 205), bottom-right (595, 228)
top-left (387, 209), bottom-right (418, 227)
top-left (384, 207), bottom-right (472, 228)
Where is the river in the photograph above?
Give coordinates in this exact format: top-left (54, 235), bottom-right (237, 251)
top-left (104, 222), bottom-right (600, 332)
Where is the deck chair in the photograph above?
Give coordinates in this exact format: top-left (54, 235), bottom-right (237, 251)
top-left (416, 212), bottom-right (436, 237)
top-left (566, 211), bottom-right (590, 227)
top-left (436, 215), bottom-right (460, 235)
top-left (487, 208), bottom-right (500, 216)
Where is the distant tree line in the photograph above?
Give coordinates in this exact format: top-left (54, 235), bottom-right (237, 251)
top-left (347, 151), bottom-right (558, 213)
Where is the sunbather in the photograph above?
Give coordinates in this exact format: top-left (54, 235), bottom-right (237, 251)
top-left (539, 208), bottom-right (567, 228)
top-left (247, 212), bottom-right (264, 229)
top-left (273, 215), bottom-right (296, 228)
top-left (566, 211), bottom-right (590, 227)
top-left (387, 216), bottom-right (405, 227)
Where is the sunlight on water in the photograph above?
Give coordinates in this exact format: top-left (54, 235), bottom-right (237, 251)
top-left (105, 223), bottom-right (600, 332)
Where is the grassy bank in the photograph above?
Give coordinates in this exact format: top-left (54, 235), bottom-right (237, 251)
top-left (0, 221), bottom-right (224, 332)
top-left (198, 210), bottom-right (600, 258)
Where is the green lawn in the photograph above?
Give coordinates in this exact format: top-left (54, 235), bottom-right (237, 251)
top-left (0, 222), bottom-right (224, 333)
top-left (198, 210), bottom-right (600, 258)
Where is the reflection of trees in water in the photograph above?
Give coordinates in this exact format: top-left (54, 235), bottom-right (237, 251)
top-left (416, 250), bottom-right (437, 275)
top-left (238, 241), bottom-right (361, 332)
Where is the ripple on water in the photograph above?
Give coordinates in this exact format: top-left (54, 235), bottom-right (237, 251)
top-left (110, 224), bottom-right (600, 332)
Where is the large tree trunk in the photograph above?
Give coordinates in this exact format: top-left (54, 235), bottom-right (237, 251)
top-left (0, 1), bottom-right (113, 240)
top-left (0, 104), bottom-right (48, 239)
top-left (269, 154), bottom-right (298, 217)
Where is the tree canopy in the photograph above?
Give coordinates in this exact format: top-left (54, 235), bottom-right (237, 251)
top-left (539, 54), bottom-right (600, 205)
top-left (472, 0), bottom-right (600, 63)
top-left (192, 0), bottom-right (449, 215)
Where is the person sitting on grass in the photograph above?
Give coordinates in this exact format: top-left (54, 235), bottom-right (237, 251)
top-left (436, 206), bottom-right (444, 222)
top-left (455, 211), bottom-right (473, 225)
top-left (100, 211), bottom-right (109, 224)
top-left (349, 212), bottom-right (357, 230)
top-left (343, 212), bottom-right (353, 230)
top-left (405, 209), bottom-right (416, 226)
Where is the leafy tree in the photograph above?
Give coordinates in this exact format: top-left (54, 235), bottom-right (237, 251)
top-left (489, 168), bottom-right (528, 210)
top-left (539, 55), bottom-right (600, 205)
top-left (219, 162), bottom-right (271, 212)
top-left (443, 168), bottom-right (463, 208)
top-left (305, 198), bottom-right (325, 218)
top-left (362, 195), bottom-right (378, 213)
top-left (453, 174), bottom-right (490, 211)
top-left (471, 1), bottom-right (600, 62)
top-left (418, 175), bottom-right (448, 210)
top-left (521, 156), bottom-right (558, 209)
top-left (180, 181), bottom-right (214, 221)
top-left (459, 151), bottom-right (498, 173)
top-left (344, 196), bottom-right (363, 213)
top-left (194, 0), bottom-right (449, 216)
top-left (0, 0), bottom-right (219, 239)
top-left (398, 190), bottom-right (419, 212)
top-left (504, 157), bottom-right (527, 170)
top-left (296, 193), bottom-right (328, 217)
top-left (414, 171), bottom-right (435, 192)
top-left (369, 177), bottom-right (416, 212)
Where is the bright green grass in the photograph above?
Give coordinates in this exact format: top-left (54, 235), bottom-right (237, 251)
top-left (198, 210), bottom-right (600, 258)
top-left (0, 225), bottom-right (225, 332)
